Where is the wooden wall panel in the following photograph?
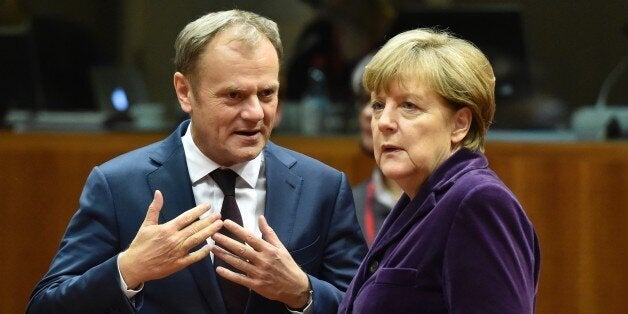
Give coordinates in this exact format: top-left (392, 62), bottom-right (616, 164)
top-left (484, 142), bottom-right (628, 314)
top-left (1, 132), bottom-right (626, 313)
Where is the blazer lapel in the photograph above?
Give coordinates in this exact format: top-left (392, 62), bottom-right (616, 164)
top-left (147, 123), bottom-right (227, 314)
top-left (372, 150), bottom-right (482, 254)
top-left (373, 190), bottom-right (436, 255)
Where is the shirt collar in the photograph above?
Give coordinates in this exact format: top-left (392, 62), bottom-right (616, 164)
top-left (182, 123), bottom-right (263, 188)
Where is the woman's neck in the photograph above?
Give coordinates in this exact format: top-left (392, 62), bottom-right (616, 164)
top-left (381, 171), bottom-right (404, 200)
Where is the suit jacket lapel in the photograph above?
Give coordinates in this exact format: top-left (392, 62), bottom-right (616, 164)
top-left (262, 142), bottom-right (303, 250)
top-left (147, 123), bottom-right (227, 314)
top-left (242, 143), bottom-right (303, 312)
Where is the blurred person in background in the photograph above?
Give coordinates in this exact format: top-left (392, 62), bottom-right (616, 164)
top-left (285, 0), bottom-right (396, 133)
top-left (350, 54), bottom-right (402, 247)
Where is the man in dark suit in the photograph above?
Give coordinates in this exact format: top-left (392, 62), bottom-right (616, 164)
top-left (27, 9), bottom-right (366, 314)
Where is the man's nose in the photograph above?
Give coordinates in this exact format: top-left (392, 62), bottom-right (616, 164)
top-left (241, 96), bottom-right (264, 121)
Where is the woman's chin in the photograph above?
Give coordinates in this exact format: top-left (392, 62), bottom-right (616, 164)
top-left (380, 166), bottom-right (410, 182)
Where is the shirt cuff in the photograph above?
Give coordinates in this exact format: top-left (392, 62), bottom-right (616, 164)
top-left (286, 289), bottom-right (313, 314)
top-left (116, 255), bottom-right (144, 299)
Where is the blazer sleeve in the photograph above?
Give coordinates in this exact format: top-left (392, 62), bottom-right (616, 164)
top-left (308, 173), bottom-right (368, 314)
top-left (442, 182), bottom-right (539, 314)
top-left (27, 167), bottom-right (137, 314)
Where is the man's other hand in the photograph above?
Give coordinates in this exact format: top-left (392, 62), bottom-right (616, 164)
top-left (211, 216), bottom-right (311, 309)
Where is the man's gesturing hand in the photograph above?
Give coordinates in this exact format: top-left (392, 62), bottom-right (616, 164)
top-left (211, 216), bottom-right (311, 310)
top-left (118, 190), bottom-right (223, 289)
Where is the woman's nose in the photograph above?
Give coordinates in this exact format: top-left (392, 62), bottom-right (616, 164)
top-left (376, 103), bottom-right (397, 133)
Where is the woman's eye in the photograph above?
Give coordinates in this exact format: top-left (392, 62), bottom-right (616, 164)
top-left (371, 101), bottom-right (384, 111)
top-left (401, 102), bottom-right (417, 110)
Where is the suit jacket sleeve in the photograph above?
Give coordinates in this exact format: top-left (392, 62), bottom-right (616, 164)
top-left (27, 167), bottom-right (138, 314)
top-left (308, 173), bottom-right (367, 314)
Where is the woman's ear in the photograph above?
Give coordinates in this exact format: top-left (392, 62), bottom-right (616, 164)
top-left (174, 72), bottom-right (192, 113)
top-left (451, 107), bottom-right (472, 145)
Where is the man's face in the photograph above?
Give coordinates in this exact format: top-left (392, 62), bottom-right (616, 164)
top-left (175, 28), bottom-right (280, 166)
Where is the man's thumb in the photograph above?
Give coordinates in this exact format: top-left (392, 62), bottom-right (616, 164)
top-left (142, 190), bottom-right (163, 226)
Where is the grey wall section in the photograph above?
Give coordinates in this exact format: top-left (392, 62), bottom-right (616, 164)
top-left (455, 0), bottom-right (628, 109)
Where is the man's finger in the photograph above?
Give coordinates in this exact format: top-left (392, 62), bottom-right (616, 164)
top-left (180, 218), bottom-right (223, 252)
top-left (180, 212), bottom-right (221, 238)
top-left (259, 215), bottom-right (285, 249)
top-left (142, 190), bottom-right (163, 227)
top-left (168, 203), bottom-right (211, 230)
top-left (221, 219), bottom-right (266, 252)
top-left (215, 265), bottom-right (253, 289)
top-left (211, 245), bottom-right (256, 275)
top-left (180, 244), bottom-right (212, 267)
top-left (212, 232), bottom-right (256, 262)
top-left (212, 245), bottom-right (256, 287)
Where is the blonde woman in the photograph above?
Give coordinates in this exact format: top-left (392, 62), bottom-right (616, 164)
top-left (339, 28), bottom-right (540, 313)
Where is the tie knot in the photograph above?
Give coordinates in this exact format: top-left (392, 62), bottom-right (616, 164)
top-left (210, 168), bottom-right (237, 196)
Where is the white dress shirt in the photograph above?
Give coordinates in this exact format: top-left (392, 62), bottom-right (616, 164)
top-left (182, 124), bottom-right (266, 252)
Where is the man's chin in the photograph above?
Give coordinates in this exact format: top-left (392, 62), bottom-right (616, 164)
top-left (234, 145), bottom-right (265, 160)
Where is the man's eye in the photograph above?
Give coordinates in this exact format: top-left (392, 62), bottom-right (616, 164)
top-left (260, 89), bottom-right (275, 98)
top-left (228, 92), bottom-right (240, 99)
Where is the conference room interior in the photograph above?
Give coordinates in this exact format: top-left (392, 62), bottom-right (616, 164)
top-left (1, 0), bottom-right (626, 313)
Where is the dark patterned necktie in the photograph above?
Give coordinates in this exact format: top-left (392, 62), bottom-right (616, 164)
top-left (210, 168), bottom-right (249, 314)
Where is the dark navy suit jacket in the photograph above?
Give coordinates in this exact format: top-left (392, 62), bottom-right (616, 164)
top-left (28, 121), bottom-right (367, 313)
top-left (339, 149), bottom-right (540, 314)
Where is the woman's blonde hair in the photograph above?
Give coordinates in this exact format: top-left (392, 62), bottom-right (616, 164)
top-left (364, 28), bottom-right (495, 151)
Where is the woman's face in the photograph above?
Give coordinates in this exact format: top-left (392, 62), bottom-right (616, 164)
top-left (371, 78), bottom-right (467, 198)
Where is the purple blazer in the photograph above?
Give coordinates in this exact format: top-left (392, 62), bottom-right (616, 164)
top-left (339, 149), bottom-right (540, 313)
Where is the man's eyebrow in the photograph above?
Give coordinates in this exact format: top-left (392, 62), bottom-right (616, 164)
top-left (261, 82), bottom-right (280, 90)
top-left (224, 85), bottom-right (245, 92)
top-left (218, 82), bottom-right (280, 94)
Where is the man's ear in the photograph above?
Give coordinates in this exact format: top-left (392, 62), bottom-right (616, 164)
top-left (174, 72), bottom-right (192, 113)
top-left (451, 107), bottom-right (472, 145)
